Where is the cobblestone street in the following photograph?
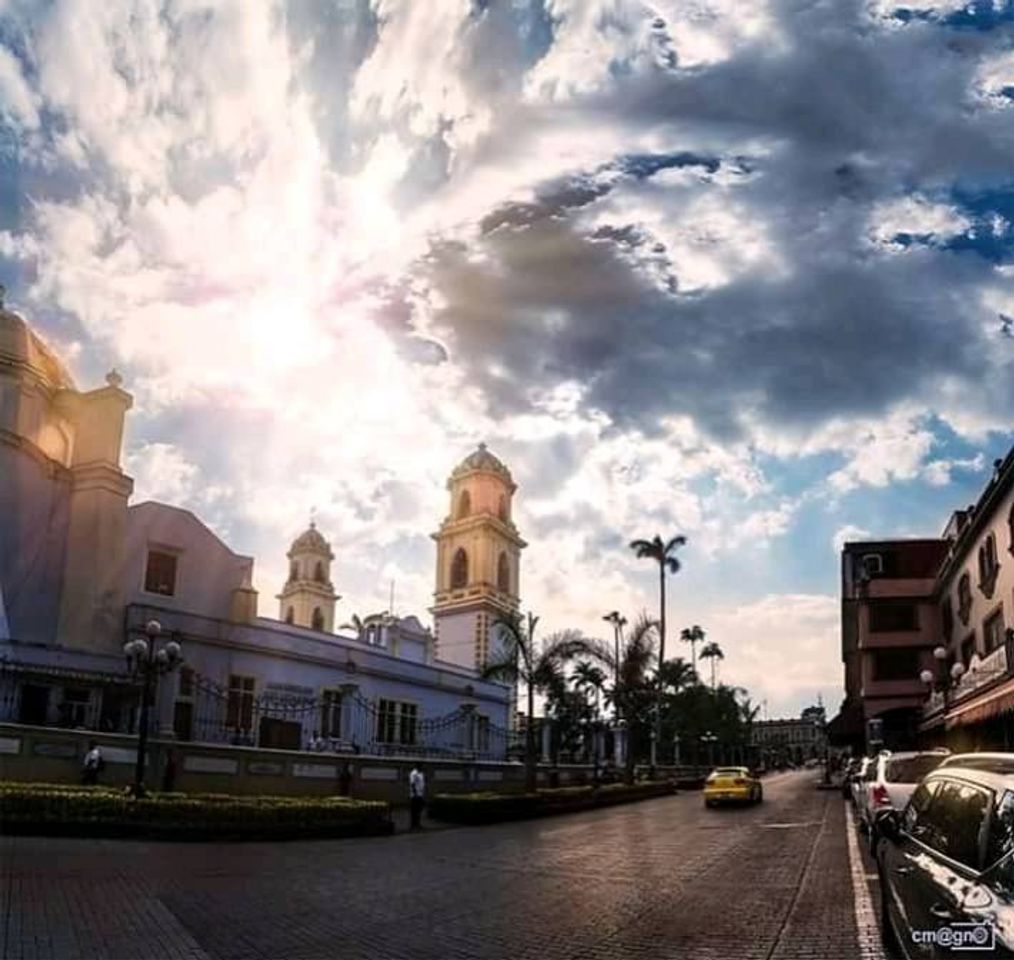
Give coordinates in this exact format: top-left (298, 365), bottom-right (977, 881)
top-left (1, 771), bottom-right (881, 959)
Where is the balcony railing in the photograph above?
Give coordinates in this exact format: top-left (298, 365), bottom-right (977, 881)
top-left (922, 642), bottom-right (1010, 718)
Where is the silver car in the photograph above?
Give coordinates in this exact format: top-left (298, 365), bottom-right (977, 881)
top-left (857, 749), bottom-right (949, 854)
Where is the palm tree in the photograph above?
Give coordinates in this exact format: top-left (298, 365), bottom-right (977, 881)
top-left (340, 614), bottom-right (365, 639)
top-left (680, 625), bottom-right (705, 677)
top-left (629, 534), bottom-right (687, 766)
top-left (572, 660), bottom-right (607, 720)
top-left (592, 614), bottom-right (658, 783)
top-left (699, 641), bottom-right (724, 689)
top-left (482, 611), bottom-right (593, 791)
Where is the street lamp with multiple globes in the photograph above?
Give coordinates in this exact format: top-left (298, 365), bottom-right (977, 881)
top-left (920, 645), bottom-right (965, 709)
top-left (123, 620), bottom-right (183, 796)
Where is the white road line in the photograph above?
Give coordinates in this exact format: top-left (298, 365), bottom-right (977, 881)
top-left (845, 802), bottom-right (886, 960)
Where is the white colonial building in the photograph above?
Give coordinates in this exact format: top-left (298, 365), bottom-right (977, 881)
top-left (0, 296), bottom-right (514, 758)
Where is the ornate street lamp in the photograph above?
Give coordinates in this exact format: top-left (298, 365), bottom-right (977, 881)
top-left (123, 620), bottom-right (183, 796)
top-left (700, 730), bottom-right (718, 769)
top-left (920, 645), bottom-right (965, 737)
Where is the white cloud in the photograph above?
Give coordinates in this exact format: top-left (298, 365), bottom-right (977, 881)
top-left (832, 524), bottom-right (872, 555)
top-left (0, 45), bottom-right (39, 129)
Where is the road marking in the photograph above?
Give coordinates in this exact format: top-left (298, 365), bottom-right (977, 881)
top-left (845, 802), bottom-right (885, 960)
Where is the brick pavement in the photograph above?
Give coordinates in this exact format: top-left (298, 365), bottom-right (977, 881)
top-left (0, 772), bottom-right (875, 960)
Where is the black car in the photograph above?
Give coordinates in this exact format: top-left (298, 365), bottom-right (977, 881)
top-left (876, 754), bottom-right (1014, 958)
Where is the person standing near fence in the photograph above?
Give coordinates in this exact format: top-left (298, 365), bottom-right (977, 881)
top-left (82, 740), bottom-right (104, 785)
top-left (409, 764), bottom-right (426, 830)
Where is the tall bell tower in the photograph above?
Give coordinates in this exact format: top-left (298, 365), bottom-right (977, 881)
top-left (431, 443), bottom-right (526, 671)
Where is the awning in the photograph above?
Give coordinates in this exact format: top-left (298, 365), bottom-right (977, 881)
top-left (946, 681), bottom-right (1014, 729)
top-left (0, 658), bottom-right (133, 687)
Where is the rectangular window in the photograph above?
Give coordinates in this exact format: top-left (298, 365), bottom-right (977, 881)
top-left (985, 611), bottom-right (1005, 656)
top-left (226, 675), bottom-right (255, 732)
top-left (872, 648), bottom-right (920, 681)
top-left (868, 603), bottom-right (919, 633)
top-left (398, 703), bottom-right (418, 746)
top-left (320, 690), bottom-right (342, 739)
top-left (144, 550), bottom-right (178, 596)
top-left (173, 700), bottom-right (193, 741)
top-left (961, 633), bottom-right (976, 667)
top-left (377, 699), bottom-right (417, 744)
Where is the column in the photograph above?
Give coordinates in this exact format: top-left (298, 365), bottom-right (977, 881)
top-left (540, 719), bottom-right (552, 763)
top-left (340, 684), bottom-right (359, 747)
top-left (613, 724), bottom-right (626, 767)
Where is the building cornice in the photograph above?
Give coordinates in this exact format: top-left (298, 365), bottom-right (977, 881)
top-left (431, 512), bottom-right (527, 548)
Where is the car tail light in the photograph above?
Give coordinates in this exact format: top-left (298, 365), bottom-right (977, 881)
top-left (872, 784), bottom-right (890, 807)
top-left (733, 778), bottom-right (747, 786)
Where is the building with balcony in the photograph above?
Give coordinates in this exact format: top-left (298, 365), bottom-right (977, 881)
top-left (832, 447), bottom-right (1014, 752)
top-left (751, 711), bottom-right (827, 765)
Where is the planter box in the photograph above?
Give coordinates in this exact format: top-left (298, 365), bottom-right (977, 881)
top-left (428, 781), bottom-right (677, 825)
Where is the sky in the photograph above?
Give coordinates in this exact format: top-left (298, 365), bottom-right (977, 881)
top-left (1, 0), bottom-right (1013, 720)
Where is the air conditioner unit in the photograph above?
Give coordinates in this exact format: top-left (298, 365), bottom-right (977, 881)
top-left (861, 554), bottom-right (884, 577)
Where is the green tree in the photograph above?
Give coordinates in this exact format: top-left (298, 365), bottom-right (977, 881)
top-left (482, 611), bottom-right (593, 791)
top-left (699, 641), bottom-right (724, 689)
top-left (593, 614), bottom-right (658, 783)
top-left (679, 625), bottom-right (705, 678)
top-left (629, 534), bottom-right (687, 766)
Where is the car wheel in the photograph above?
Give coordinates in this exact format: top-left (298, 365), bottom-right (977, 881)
top-left (755, 786), bottom-right (763, 804)
top-left (868, 825), bottom-right (878, 858)
top-left (705, 798), bottom-right (714, 808)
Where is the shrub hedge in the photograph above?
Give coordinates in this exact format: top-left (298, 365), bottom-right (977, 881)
top-left (428, 780), bottom-right (677, 824)
top-left (0, 782), bottom-right (393, 840)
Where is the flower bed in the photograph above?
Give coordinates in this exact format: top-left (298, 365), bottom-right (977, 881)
top-left (0, 782), bottom-right (393, 840)
top-left (428, 780), bottom-right (676, 825)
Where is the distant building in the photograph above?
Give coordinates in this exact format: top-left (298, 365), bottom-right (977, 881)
top-left (0, 299), bottom-right (514, 756)
top-left (751, 713), bottom-right (827, 764)
top-left (831, 448), bottom-right (1014, 753)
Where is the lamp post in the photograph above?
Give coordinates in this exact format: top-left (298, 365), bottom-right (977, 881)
top-left (701, 730), bottom-right (718, 769)
top-left (920, 645), bottom-right (964, 746)
top-left (602, 612), bottom-right (626, 722)
top-left (123, 620), bottom-right (183, 796)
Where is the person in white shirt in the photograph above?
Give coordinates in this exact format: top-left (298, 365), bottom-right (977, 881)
top-left (82, 741), bottom-right (103, 785)
top-left (409, 765), bottom-right (426, 830)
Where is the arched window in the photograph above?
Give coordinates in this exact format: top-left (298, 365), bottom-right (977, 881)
top-left (290, 562), bottom-right (298, 581)
top-left (312, 607), bottom-right (325, 631)
top-left (497, 552), bottom-right (510, 593)
top-left (978, 533), bottom-right (999, 597)
top-left (314, 561), bottom-right (325, 583)
top-left (451, 548), bottom-right (469, 589)
top-left (958, 572), bottom-right (972, 624)
top-left (498, 495), bottom-right (508, 521)
top-left (285, 607), bottom-right (294, 624)
top-left (457, 490), bottom-right (471, 519)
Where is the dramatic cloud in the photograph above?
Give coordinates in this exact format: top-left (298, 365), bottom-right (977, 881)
top-left (2, 0), bottom-right (1012, 716)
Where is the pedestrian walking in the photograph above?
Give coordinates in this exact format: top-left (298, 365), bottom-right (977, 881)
top-left (338, 761), bottom-right (352, 797)
top-left (82, 740), bottom-right (104, 785)
top-left (162, 748), bottom-right (178, 792)
top-left (409, 764), bottom-right (426, 830)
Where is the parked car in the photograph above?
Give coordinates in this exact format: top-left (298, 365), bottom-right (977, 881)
top-left (841, 758), bottom-right (860, 799)
top-left (703, 766), bottom-right (763, 807)
top-left (856, 749), bottom-right (949, 854)
top-left (876, 754), bottom-right (1014, 958)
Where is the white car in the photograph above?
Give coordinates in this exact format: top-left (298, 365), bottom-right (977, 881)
top-left (849, 756), bottom-right (873, 808)
top-left (856, 749), bottom-right (949, 853)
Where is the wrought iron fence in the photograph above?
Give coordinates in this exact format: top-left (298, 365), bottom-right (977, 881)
top-left (0, 658), bottom-right (521, 761)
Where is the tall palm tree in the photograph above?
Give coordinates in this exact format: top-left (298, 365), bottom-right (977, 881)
top-left (591, 614), bottom-right (658, 783)
top-left (629, 534), bottom-right (687, 765)
top-left (699, 641), bottom-right (724, 689)
top-left (680, 625), bottom-right (705, 677)
top-left (601, 611), bottom-right (627, 719)
top-left (482, 611), bottom-right (593, 791)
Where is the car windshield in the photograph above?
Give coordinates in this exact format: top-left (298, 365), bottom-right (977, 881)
top-left (885, 755), bottom-right (946, 783)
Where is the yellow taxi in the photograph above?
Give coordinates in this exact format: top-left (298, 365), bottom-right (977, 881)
top-left (703, 766), bottom-right (763, 807)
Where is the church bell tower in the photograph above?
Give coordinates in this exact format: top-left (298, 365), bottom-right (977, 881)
top-left (431, 443), bottom-right (526, 670)
top-left (277, 522), bottom-right (339, 632)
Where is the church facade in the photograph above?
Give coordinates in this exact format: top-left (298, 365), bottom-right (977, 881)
top-left (0, 298), bottom-right (516, 758)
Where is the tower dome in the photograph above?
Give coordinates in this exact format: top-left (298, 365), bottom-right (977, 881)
top-left (450, 442), bottom-right (514, 489)
top-left (288, 522), bottom-right (333, 559)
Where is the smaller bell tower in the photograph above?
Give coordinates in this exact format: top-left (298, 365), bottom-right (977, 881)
top-left (277, 521), bottom-right (339, 632)
top-left (431, 443), bottom-right (526, 670)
